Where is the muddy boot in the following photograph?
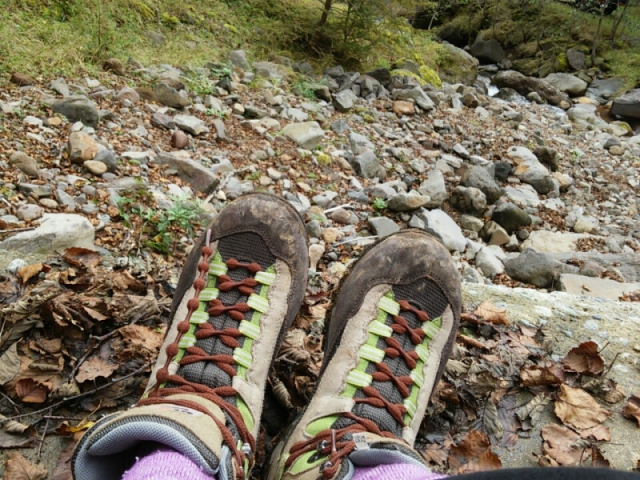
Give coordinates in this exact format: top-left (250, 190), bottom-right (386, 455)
top-left (268, 230), bottom-right (461, 480)
top-left (73, 193), bottom-right (309, 480)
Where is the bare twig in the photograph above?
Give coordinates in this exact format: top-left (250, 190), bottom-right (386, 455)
top-left (67, 308), bottom-right (151, 381)
top-left (1, 362), bottom-right (152, 424)
top-left (36, 412), bottom-right (51, 461)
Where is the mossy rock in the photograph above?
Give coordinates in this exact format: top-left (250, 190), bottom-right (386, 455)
top-left (555, 52), bottom-right (569, 72)
top-left (437, 43), bottom-right (478, 86)
top-left (316, 152), bottom-right (331, 165)
top-left (419, 65), bottom-right (442, 88)
top-left (512, 58), bottom-right (540, 77)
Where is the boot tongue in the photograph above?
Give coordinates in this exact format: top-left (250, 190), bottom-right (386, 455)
top-left (331, 296), bottom-right (423, 438)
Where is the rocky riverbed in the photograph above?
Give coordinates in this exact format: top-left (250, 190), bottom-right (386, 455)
top-left (1, 51), bottom-right (639, 477)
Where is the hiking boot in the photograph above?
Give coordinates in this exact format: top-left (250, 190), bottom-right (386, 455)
top-left (73, 193), bottom-right (309, 480)
top-left (268, 230), bottom-right (461, 480)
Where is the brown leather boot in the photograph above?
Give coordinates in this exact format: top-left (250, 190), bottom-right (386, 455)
top-left (73, 193), bottom-right (309, 480)
top-left (268, 230), bottom-right (461, 480)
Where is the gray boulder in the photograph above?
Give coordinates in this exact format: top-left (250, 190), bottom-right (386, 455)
top-left (438, 43), bottom-right (479, 85)
top-left (350, 151), bottom-right (381, 179)
top-left (333, 89), bottom-right (358, 112)
top-left (368, 217), bottom-right (400, 238)
top-left (418, 169), bottom-right (447, 208)
top-left (611, 89), bottom-right (640, 119)
top-left (491, 203), bottom-right (531, 233)
top-left (174, 115), bottom-right (209, 135)
top-left (51, 97), bottom-right (99, 128)
top-left (507, 146), bottom-right (554, 194)
top-left (470, 34), bottom-right (506, 64)
top-left (504, 249), bottom-right (578, 288)
top-left (533, 146), bottom-right (559, 172)
top-left (419, 208), bottom-right (467, 252)
top-left (567, 104), bottom-right (608, 128)
top-left (228, 50), bottom-right (250, 70)
top-left (387, 193), bottom-right (431, 212)
top-left (566, 49), bottom-right (586, 70)
top-left (461, 166), bottom-right (501, 204)
top-left (449, 186), bottom-right (487, 214)
top-left (494, 70), bottom-right (570, 106)
top-left (0, 214), bottom-right (94, 254)
top-left (585, 78), bottom-right (625, 104)
top-left (282, 122), bottom-right (325, 150)
top-left (155, 153), bottom-right (219, 194)
top-left (154, 83), bottom-right (191, 109)
top-left (543, 73), bottom-right (588, 97)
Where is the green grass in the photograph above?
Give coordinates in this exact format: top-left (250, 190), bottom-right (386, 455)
top-left (0, 0), bottom-right (443, 79)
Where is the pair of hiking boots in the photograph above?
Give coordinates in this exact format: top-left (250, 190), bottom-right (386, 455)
top-left (72, 193), bottom-right (461, 480)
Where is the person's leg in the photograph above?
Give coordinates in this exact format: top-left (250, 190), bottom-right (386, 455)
top-left (268, 230), bottom-right (462, 480)
top-left (71, 193), bottom-right (309, 480)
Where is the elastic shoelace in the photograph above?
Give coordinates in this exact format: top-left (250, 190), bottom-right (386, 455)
top-left (138, 231), bottom-right (258, 479)
top-left (286, 300), bottom-right (432, 479)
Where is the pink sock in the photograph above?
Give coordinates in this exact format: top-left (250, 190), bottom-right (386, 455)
top-left (121, 447), bottom-right (446, 480)
top-left (121, 447), bottom-right (216, 480)
top-left (352, 463), bottom-right (448, 480)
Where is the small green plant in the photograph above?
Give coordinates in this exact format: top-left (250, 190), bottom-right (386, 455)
top-left (291, 79), bottom-right (316, 100)
top-left (246, 172), bottom-right (261, 181)
top-left (188, 75), bottom-right (216, 97)
top-left (206, 108), bottom-right (227, 118)
top-left (209, 64), bottom-right (233, 79)
top-left (116, 189), bottom-right (207, 255)
top-left (372, 197), bottom-right (388, 213)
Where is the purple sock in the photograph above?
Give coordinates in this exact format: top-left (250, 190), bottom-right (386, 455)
top-left (352, 463), bottom-right (448, 480)
top-left (121, 448), bottom-right (447, 480)
top-left (121, 447), bottom-right (216, 480)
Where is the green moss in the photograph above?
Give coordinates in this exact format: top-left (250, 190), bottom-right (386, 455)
top-left (555, 52), bottom-right (569, 72)
top-left (419, 65), bottom-right (442, 88)
top-left (316, 152), bottom-right (331, 165)
top-left (161, 12), bottom-right (180, 27)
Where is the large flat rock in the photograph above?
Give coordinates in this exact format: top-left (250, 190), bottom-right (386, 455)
top-left (521, 230), bottom-right (594, 253)
top-left (0, 213), bottom-right (94, 254)
top-left (558, 273), bottom-right (640, 300)
top-left (461, 283), bottom-right (640, 470)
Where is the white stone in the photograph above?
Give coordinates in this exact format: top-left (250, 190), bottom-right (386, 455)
top-left (0, 213), bottom-right (94, 254)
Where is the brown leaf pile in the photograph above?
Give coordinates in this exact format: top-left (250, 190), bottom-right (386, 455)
top-left (0, 256), bottom-right (173, 452)
top-left (411, 305), bottom-right (633, 473)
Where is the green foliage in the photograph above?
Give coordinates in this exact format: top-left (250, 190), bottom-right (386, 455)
top-left (187, 74), bottom-right (216, 96)
top-left (161, 12), bottom-right (180, 27)
top-left (116, 189), bottom-right (206, 255)
top-left (372, 197), bottom-right (388, 212)
top-left (291, 78), bottom-right (317, 99)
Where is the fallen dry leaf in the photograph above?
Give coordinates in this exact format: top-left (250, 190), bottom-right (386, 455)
top-left (562, 341), bottom-right (604, 375)
top-left (15, 378), bottom-right (49, 403)
top-left (591, 445), bottom-right (611, 467)
top-left (422, 443), bottom-right (448, 467)
top-left (449, 430), bottom-right (501, 472)
top-left (0, 342), bottom-right (21, 385)
top-left (75, 353), bottom-right (118, 384)
top-left (474, 302), bottom-right (509, 325)
top-left (4, 452), bottom-right (48, 480)
top-left (3, 355), bottom-right (64, 400)
top-left (554, 384), bottom-right (610, 429)
top-left (0, 275), bottom-right (22, 305)
top-left (623, 395), bottom-right (640, 427)
top-left (540, 423), bottom-right (584, 466)
top-left (16, 263), bottom-right (50, 285)
top-left (580, 424), bottom-right (611, 441)
top-left (457, 334), bottom-right (487, 350)
top-left (520, 365), bottom-right (563, 387)
top-left (63, 247), bottom-right (101, 268)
